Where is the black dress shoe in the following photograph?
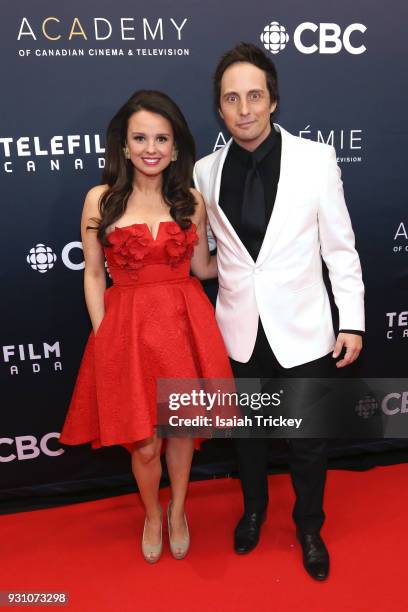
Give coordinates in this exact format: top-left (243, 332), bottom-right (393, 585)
top-left (234, 511), bottom-right (266, 554)
top-left (296, 530), bottom-right (330, 581)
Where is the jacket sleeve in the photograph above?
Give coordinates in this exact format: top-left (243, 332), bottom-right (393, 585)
top-left (193, 162), bottom-right (217, 251)
top-left (317, 147), bottom-right (365, 331)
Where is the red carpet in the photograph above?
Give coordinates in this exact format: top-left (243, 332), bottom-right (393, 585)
top-left (1, 464), bottom-right (407, 611)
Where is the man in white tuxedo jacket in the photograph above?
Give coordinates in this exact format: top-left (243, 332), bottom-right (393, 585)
top-left (193, 43), bottom-right (364, 581)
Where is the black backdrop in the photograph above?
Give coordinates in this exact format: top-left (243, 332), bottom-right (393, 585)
top-left (1, 0), bottom-right (407, 513)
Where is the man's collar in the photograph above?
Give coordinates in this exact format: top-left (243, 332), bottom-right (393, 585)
top-left (230, 122), bottom-right (279, 164)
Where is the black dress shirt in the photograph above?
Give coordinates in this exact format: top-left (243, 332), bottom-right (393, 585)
top-left (218, 125), bottom-right (363, 337)
top-left (219, 126), bottom-right (281, 262)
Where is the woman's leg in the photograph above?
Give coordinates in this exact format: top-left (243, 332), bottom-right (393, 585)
top-left (131, 435), bottom-right (163, 552)
top-left (165, 437), bottom-right (194, 546)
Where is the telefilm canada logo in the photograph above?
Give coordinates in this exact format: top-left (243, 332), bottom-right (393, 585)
top-left (260, 21), bottom-right (367, 55)
top-left (2, 342), bottom-right (62, 376)
top-left (213, 126), bottom-right (363, 163)
top-left (1, 133), bottom-right (105, 174)
top-left (16, 16), bottom-right (189, 58)
top-left (386, 312), bottom-right (408, 340)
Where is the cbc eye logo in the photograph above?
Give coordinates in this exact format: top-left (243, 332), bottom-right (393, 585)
top-left (355, 395), bottom-right (379, 419)
top-left (260, 21), bottom-right (289, 55)
top-left (26, 243), bottom-right (57, 273)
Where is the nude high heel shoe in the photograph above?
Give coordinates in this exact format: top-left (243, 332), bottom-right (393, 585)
top-left (167, 501), bottom-right (190, 560)
top-left (142, 509), bottom-right (163, 564)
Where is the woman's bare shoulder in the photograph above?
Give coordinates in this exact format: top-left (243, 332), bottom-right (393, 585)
top-left (83, 184), bottom-right (109, 214)
top-left (87, 183), bottom-right (109, 203)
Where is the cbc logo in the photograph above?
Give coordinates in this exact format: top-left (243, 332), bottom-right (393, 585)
top-left (355, 395), bottom-right (378, 419)
top-left (260, 22), bottom-right (289, 54)
top-left (26, 243), bottom-right (57, 273)
top-left (260, 21), bottom-right (366, 55)
top-left (355, 393), bottom-right (408, 418)
top-left (26, 241), bottom-right (84, 273)
top-left (0, 432), bottom-right (64, 462)
top-left (382, 392), bottom-right (408, 416)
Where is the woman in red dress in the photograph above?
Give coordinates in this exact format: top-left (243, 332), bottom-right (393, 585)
top-left (60, 90), bottom-right (233, 563)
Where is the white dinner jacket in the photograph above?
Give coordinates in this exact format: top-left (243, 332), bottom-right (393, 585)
top-left (193, 124), bottom-right (365, 368)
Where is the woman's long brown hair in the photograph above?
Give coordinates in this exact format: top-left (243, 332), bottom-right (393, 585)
top-left (94, 90), bottom-right (197, 246)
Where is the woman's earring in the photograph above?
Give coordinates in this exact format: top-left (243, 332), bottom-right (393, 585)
top-left (123, 145), bottom-right (130, 159)
top-left (171, 148), bottom-right (178, 162)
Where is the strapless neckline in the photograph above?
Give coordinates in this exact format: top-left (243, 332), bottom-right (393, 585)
top-left (111, 220), bottom-right (195, 243)
top-left (112, 220), bottom-right (174, 242)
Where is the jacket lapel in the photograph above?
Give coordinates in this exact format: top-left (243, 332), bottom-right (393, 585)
top-left (256, 124), bottom-right (295, 264)
top-left (209, 123), bottom-right (295, 265)
top-left (210, 140), bottom-right (254, 263)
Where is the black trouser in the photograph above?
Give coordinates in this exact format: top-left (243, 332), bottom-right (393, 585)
top-left (231, 320), bottom-right (336, 534)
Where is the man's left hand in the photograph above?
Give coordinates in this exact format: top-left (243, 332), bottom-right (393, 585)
top-left (332, 333), bottom-right (363, 368)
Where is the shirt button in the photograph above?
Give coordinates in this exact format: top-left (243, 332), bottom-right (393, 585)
top-left (254, 268), bottom-right (262, 274)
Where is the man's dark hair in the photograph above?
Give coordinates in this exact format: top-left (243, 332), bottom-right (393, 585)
top-left (213, 42), bottom-right (279, 109)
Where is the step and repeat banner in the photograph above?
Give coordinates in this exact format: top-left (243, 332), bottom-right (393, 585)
top-left (1, 1), bottom-right (407, 511)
